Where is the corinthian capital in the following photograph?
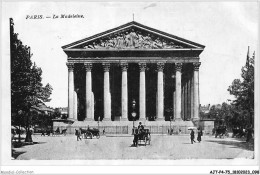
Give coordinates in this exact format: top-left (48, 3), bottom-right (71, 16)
top-left (138, 62), bottom-right (146, 72)
top-left (193, 62), bottom-right (201, 71)
top-left (66, 62), bottom-right (74, 71)
top-left (120, 63), bottom-right (128, 72)
top-left (157, 62), bottom-right (165, 72)
top-left (174, 63), bottom-right (182, 72)
top-left (84, 63), bottom-right (92, 72)
top-left (102, 63), bottom-right (110, 72)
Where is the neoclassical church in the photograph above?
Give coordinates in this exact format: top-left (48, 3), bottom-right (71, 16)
top-left (62, 21), bottom-right (205, 126)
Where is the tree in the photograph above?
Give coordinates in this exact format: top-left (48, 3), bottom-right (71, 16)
top-left (10, 18), bottom-right (53, 142)
top-left (228, 47), bottom-right (254, 126)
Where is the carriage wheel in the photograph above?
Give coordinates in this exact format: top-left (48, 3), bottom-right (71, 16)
top-left (96, 133), bottom-right (100, 139)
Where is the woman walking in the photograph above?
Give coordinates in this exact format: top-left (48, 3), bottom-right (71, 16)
top-left (190, 129), bottom-right (196, 144)
top-left (197, 128), bottom-right (203, 143)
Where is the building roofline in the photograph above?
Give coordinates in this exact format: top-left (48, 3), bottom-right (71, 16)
top-left (62, 21), bottom-right (205, 50)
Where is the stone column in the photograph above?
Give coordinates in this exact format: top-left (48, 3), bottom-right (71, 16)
top-left (157, 62), bottom-right (165, 121)
top-left (103, 63), bottom-right (111, 121)
top-left (84, 63), bottom-right (93, 121)
top-left (66, 63), bottom-right (74, 119)
top-left (92, 92), bottom-right (94, 120)
top-left (184, 82), bottom-right (188, 120)
top-left (181, 86), bottom-right (184, 120)
top-left (193, 62), bottom-right (201, 120)
top-left (175, 63), bottom-right (182, 121)
top-left (120, 63), bottom-right (128, 121)
top-left (139, 63), bottom-right (146, 121)
top-left (187, 79), bottom-right (191, 120)
top-left (191, 75), bottom-right (194, 119)
top-left (173, 91), bottom-right (176, 120)
top-left (73, 91), bottom-right (77, 120)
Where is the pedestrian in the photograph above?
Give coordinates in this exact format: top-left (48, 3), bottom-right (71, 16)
top-left (197, 128), bottom-right (203, 143)
top-left (41, 130), bottom-right (45, 136)
top-left (190, 129), bottom-right (196, 144)
top-left (75, 129), bottom-right (81, 141)
top-left (246, 125), bottom-right (253, 142)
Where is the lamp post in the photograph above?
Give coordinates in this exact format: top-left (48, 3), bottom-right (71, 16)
top-left (97, 116), bottom-right (100, 130)
top-left (18, 110), bottom-right (23, 143)
top-left (169, 116), bottom-right (173, 135)
top-left (132, 99), bottom-right (137, 129)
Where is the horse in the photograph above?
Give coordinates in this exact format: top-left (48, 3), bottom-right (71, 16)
top-left (232, 127), bottom-right (246, 138)
top-left (215, 126), bottom-right (228, 138)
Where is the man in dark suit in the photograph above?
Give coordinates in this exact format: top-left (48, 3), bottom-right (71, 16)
top-left (75, 129), bottom-right (81, 141)
top-left (138, 122), bottom-right (144, 131)
top-left (190, 129), bottom-right (196, 144)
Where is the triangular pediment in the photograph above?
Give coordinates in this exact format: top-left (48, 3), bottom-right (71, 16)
top-left (62, 21), bottom-right (205, 50)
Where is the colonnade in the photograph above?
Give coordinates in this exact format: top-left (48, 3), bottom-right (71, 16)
top-left (66, 62), bottom-right (201, 121)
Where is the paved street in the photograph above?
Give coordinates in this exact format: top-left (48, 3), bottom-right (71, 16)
top-left (12, 134), bottom-right (254, 160)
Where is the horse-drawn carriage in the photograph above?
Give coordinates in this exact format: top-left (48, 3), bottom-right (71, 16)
top-left (232, 127), bottom-right (247, 138)
top-left (133, 127), bottom-right (151, 146)
top-left (214, 126), bottom-right (229, 138)
top-left (80, 127), bottom-right (100, 139)
top-left (52, 128), bottom-right (67, 136)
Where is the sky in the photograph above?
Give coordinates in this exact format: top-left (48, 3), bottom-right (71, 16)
top-left (2, 1), bottom-right (259, 108)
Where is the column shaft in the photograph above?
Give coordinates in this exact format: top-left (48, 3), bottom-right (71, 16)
top-left (84, 63), bottom-right (93, 121)
top-left (184, 82), bottom-right (188, 120)
top-left (121, 63), bottom-right (128, 121)
top-left (67, 63), bottom-right (74, 119)
top-left (193, 62), bottom-right (201, 120)
top-left (173, 91), bottom-right (176, 120)
top-left (103, 63), bottom-right (111, 121)
top-left (73, 91), bottom-right (77, 120)
top-left (175, 63), bottom-right (182, 121)
top-left (181, 86), bottom-right (184, 119)
top-left (139, 63), bottom-right (146, 120)
top-left (157, 63), bottom-right (164, 121)
top-left (187, 79), bottom-right (191, 120)
top-left (191, 75), bottom-right (194, 118)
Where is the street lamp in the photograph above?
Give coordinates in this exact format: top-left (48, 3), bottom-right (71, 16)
top-left (97, 116), bottom-right (100, 130)
top-left (17, 110), bottom-right (23, 142)
top-left (169, 116), bottom-right (173, 135)
top-left (132, 99), bottom-right (137, 128)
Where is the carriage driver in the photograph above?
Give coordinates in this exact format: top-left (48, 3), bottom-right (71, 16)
top-left (138, 122), bottom-right (144, 133)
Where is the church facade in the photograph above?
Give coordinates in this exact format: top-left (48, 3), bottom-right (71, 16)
top-left (62, 21), bottom-right (205, 124)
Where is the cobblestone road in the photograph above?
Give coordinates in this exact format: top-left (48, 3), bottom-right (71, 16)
top-left (12, 134), bottom-right (254, 160)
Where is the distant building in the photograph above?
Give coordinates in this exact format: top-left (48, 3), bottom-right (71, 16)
top-left (200, 104), bottom-right (211, 114)
top-left (31, 103), bottom-right (54, 115)
top-left (56, 107), bottom-right (68, 119)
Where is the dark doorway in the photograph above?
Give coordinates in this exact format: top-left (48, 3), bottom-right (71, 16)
top-left (110, 64), bottom-right (121, 121)
top-left (146, 63), bottom-right (157, 121)
top-left (74, 63), bottom-right (86, 121)
top-left (128, 63), bottom-right (139, 121)
top-left (92, 63), bottom-right (104, 121)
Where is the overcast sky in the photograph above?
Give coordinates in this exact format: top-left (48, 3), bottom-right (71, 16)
top-left (2, 1), bottom-right (258, 108)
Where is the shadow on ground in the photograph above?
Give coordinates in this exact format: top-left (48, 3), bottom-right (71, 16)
top-left (12, 149), bottom-right (26, 159)
top-left (205, 139), bottom-right (254, 151)
top-left (12, 141), bottom-right (46, 148)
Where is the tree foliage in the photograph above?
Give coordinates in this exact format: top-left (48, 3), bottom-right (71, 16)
top-left (10, 18), bottom-right (53, 127)
top-left (227, 48), bottom-right (254, 126)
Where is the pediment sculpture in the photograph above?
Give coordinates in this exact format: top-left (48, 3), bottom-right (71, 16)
top-left (81, 28), bottom-right (184, 50)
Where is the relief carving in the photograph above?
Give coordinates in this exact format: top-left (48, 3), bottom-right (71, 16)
top-left (82, 28), bottom-right (183, 50)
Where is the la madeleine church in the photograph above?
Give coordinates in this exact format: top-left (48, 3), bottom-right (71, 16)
top-left (58, 21), bottom-right (213, 133)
